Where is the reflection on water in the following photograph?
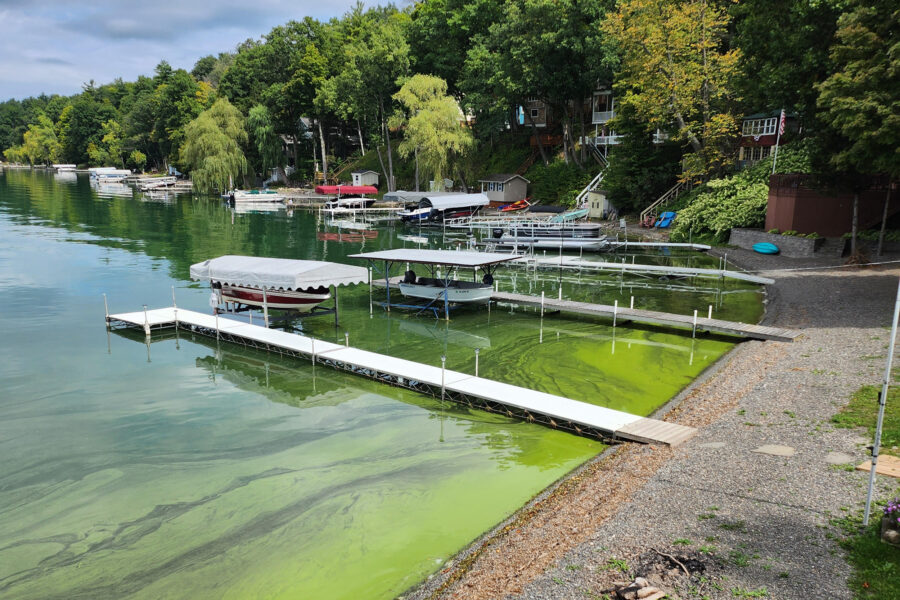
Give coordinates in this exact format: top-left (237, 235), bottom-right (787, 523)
top-left (0, 169), bottom-right (762, 599)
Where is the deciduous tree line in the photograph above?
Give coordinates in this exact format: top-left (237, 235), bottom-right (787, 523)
top-left (1, 0), bottom-right (896, 198)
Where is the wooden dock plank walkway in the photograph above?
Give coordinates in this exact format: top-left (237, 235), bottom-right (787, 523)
top-left (107, 307), bottom-right (696, 447)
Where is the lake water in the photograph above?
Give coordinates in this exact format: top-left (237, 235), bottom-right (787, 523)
top-left (0, 170), bottom-right (762, 599)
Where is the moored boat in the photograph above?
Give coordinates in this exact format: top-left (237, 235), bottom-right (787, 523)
top-left (230, 189), bottom-right (285, 203)
top-left (220, 284), bottom-right (331, 311)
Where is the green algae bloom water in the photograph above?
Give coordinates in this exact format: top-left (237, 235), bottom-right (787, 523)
top-left (0, 170), bottom-right (762, 598)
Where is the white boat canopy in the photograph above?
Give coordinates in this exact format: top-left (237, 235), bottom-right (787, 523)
top-left (420, 193), bottom-right (489, 210)
top-left (349, 249), bottom-right (519, 267)
top-left (190, 255), bottom-right (369, 290)
top-left (383, 191), bottom-right (457, 204)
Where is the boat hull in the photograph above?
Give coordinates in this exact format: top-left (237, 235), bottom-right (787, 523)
top-left (398, 282), bottom-right (492, 305)
top-left (221, 285), bottom-right (330, 311)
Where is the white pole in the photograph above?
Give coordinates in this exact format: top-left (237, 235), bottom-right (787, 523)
top-left (103, 293), bottom-right (109, 320)
top-left (440, 355), bottom-right (446, 399)
top-left (558, 286), bottom-right (562, 301)
top-left (630, 295), bottom-right (634, 309)
top-left (864, 277), bottom-right (900, 525)
top-left (172, 286), bottom-right (178, 328)
top-left (142, 304), bottom-right (150, 336)
top-left (708, 304), bottom-right (713, 319)
top-left (311, 338), bottom-right (316, 365)
top-left (771, 108), bottom-right (784, 175)
top-left (262, 288), bottom-right (269, 328)
top-left (541, 291), bottom-right (545, 318)
top-left (345, 332), bottom-right (349, 347)
top-left (613, 299), bottom-right (618, 328)
top-left (215, 309), bottom-right (219, 339)
top-left (692, 309), bottom-right (698, 338)
top-left (475, 348), bottom-right (480, 377)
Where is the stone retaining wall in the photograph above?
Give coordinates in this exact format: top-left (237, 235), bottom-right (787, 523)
top-left (729, 228), bottom-right (823, 258)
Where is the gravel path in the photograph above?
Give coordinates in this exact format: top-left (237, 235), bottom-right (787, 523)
top-left (410, 251), bottom-right (900, 600)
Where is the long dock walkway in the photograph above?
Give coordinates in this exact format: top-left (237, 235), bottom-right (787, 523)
top-left (371, 278), bottom-right (798, 342)
top-left (107, 307), bottom-right (696, 447)
top-left (493, 292), bottom-right (798, 342)
top-left (521, 258), bottom-right (774, 284)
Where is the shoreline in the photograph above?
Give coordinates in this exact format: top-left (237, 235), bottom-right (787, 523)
top-left (407, 248), bottom-right (900, 600)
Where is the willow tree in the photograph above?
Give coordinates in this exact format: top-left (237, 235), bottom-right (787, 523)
top-left (180, 98), bottom-right (248, 194)
top-left (602, 0), bottom-right (741, 179)
top-left (247, 104), bottom-right (284, 176)
top-left (391, 74), bottom-right (474, 189)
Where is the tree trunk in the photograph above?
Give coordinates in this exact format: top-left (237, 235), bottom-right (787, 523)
top-left (375, 145), bottom-right (389, 189)
top-left (851, 192), bottom-right (859, 256)
top-left (878, 185), bottom-right (892, 257)
top-left (414, 146), bottom-right (420, 192)
top-left (456, 165), bottom-right (468, 192)
top-left (311, 133), bottom-right (318, 176)
top-left (579, 101), bottom-right (587, 164)
top-left (357, 119), bottom-right (366, 155)
top-left (292, 133), bottom-right (300, 169)
top-left (525, 109), bottom-right (549, 166)
top-left (317, 119), bottom-right (328, 184)
top-left (380, 98), bottom-right (395, 192)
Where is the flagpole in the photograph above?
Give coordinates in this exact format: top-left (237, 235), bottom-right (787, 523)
top-left (771, 108), bottom-right (784, 175)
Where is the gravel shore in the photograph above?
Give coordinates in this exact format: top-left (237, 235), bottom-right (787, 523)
top-left (410, 250), bottom-right (900, 600)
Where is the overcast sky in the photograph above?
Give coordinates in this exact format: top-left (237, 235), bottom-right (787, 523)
top-left (0, 0), bottom-right (375, 101)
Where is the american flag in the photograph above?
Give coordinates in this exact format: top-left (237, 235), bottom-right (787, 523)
top-left (778, 109), bottom-right (786, 136)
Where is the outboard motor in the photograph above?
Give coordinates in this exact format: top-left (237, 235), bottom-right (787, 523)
top-left (492, 228), bottom-right (503, 239)
top-left (482, 273), bottom-right (494, 285)
top-left (403, 270), bottom-right (417, 284)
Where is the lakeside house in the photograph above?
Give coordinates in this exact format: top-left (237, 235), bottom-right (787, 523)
top-left (478, 173), bottom-right (530, 206)
top-left (737, 110), bottom-right (798, 169)
top-left (351, 170), bottom-right (379, 187)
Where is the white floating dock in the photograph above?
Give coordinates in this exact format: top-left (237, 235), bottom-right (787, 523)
top-left (107, 307), bottom-right (696, 447)
top-left (523, 257), bottom-right (774, 284)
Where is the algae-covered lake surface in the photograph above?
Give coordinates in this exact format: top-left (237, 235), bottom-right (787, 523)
top-left (0, 170), bottom-right (763, 599)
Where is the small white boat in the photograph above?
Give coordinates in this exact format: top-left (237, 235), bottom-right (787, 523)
top-left (324, 196), bottom-right (375, 210)
top-left (220, 284), bottom-right (331, 311)
top-left (230, 189), bottom-right (285, 203)
top-left (52, 164), bottom-right (76, 171)
top-left (93, 169), bottom-right (132, 181)
top-left (398, 275), bottom-right (493, 305)
top-left (398, 206), bottom-right (432, 222)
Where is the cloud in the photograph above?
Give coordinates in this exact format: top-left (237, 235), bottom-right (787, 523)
top-left (0, 1), bottom-right (368, 99)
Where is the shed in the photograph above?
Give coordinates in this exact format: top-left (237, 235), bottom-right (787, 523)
top-left (352, 170), bottom-right (380, 187)
top-left (478, 174), bottom-right (530, 206)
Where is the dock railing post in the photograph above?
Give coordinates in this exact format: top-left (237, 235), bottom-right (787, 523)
top-left (345, 332), bottom-right (349, 347)
top-left (558, 286), bottom-right (562, 301)
top-left (440, 355), bottom-right (446, 399)
top-left (103, 293), bottom-right (109, 322)
top-left (142, 304), bottom-right (150, 336)
top-left (613, 300), bottom-right (618, 328)
top-left (215, 308), bottom-right (220, 339)
top-left (369, 267), bottom-right (373, 316)
top-left (692, 309), bottom-right (698, 337)
top-left (475, 348), bottom-right (480, 377)
top-left (172, 286), bottom-right (178, 328)
top-left (540, 291), bottom-right (545, 318)
top-left (630, 295), bottom-right (634, 309)
top-left (708, 304), bottom-right (713, 319)
top-left (311, 338), bottom-right (316, 365)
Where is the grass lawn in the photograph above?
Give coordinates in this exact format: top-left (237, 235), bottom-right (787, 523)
top-left (833, 376), bottom-right (900, 598)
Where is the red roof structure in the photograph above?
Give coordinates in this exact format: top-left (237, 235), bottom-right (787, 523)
top-left (315, 185), bottom-right (378, 196)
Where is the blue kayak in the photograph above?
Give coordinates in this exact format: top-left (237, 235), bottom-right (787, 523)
top-left (753, 242), bottom-right (780, 254)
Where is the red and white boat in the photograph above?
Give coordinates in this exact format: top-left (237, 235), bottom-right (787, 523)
top-left (220, 284), bottom-right (331, 312)
top-left (190, 255), bottom-right (369, 315)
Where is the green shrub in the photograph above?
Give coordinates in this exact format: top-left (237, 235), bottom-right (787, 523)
top-left (782, 230), bottom-right (798, 236)
top-left (768, 228), bottom-right (779, 234)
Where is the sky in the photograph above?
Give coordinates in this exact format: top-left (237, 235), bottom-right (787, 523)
top-left (0, 0), bottom-right (374, 101)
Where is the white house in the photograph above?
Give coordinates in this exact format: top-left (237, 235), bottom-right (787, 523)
top-left (351, 170), bottom-right (380, 187)
top-left (478, 174), bottom-right (530, 206)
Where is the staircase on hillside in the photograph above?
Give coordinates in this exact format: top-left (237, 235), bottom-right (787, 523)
top-left (516, 149), bottom-right (540, 176)
top-left (639, 180), bottom-right (694, 225)
top-left (576, 153), bottom-right (609, 210)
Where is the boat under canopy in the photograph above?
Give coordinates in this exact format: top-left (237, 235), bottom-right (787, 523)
top-left (190, 255), bottom-right (369, 290)
top-left (315, 185), bottom-right (378, 196)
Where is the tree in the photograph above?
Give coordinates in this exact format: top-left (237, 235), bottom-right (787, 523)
top-left (129, 149), bottom-right (147, 172)
top-left (56, 95), bottom-right (117, 164)
top-left (180, 98), bottom-right (248, 194)
top-left (391, 75), bottom-right (474, 189)
top-left (87, 120), bottom-right (125, 167)
top-left (247, 104), bottom-right (284, 175)
top-left (816, 0), bottom-right (900, 256)
top-left (192, 55), bottom-right (218, 81)
top-left (602, 0), bottom-right (741, 179)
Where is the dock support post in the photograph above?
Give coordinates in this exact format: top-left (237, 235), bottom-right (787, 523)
top-left (345, 332), bottom-right (349, 347)
top-left (541, 291), bottom-right (545, 318)
top-left (334, 285), bottom-right (340, 327)
top-left (613, 300), bottom-right (618, 328)
top-left (441, 355), bottom-right (446, 399)
top-left (630, 295), bottom-right (634, 309)
top-left (692, 309), bottom-right (698, 337)
top-left (311, 338), bottom-right (316, 365)
top-left (103, 293), bottom-right (109, 322)
top-left (475, 348), bottom-right (480, 377)
top-left (558, 286), bottom-right (562, 301)
top-left (263, 288), bottom-right (269, 328)
top-left (172, 286), bottom-right (178, 328)
top-left (708, 304), bottom-right (713, 319)
top-left (142, 304), bottom-right (150, 336)
top-left (215, 309), bottom-right (220, 340)
top-left (369, 267), bottom-right (373, 316)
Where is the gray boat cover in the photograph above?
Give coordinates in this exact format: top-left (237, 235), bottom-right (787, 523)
top-left (190, 255), bottom-right (369, 290)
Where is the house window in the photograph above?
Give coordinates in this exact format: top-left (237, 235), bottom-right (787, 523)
top-left (498, 183), bottom-right (504, 192)
top-left (530, 108), bottom-right (539, 119)
top-left (742, 118), bottom-right (777, 137)
top-left (594, 93), bottom-right (612, 113)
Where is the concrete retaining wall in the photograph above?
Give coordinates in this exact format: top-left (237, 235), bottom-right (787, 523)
top-left (729, 228), bottom-right (823, 258)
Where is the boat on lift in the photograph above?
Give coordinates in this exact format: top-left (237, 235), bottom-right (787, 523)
top-left (229, 189), bottom-right (285, 203)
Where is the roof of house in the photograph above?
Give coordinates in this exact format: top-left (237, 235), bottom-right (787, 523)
top-left (351, 170), bottom-right (379, 175)
top-left (742, 110), bottom-right (799, 120)
top-left (478, 173), bottom-right (530, 184)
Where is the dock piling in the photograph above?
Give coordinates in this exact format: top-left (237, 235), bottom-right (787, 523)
top-left (692, 309), bottom-right (698, 337)
top-left (172, 286), bottom-right (178, 327)
top-left (103, 293), bottom-right (109, 321)
top-left (440, 355), bottom-right (446, 399)
top-left (541, 291), bottom-right (545, 317)
top-left (262, 289), bottom-right (269, 328)
top-left (475, 348), bottom-right (480, 377)
top-left (345, 332), bottom-right (349, 347)
top-left (613, 300), bottom-right (618, 328)
top-left (142, 304), bottom-right (150, 336)
top-left (311, 338), bottom-right (316, 365)
top-left (708, 304), bottom-right (713, 319)
top-left (630, 295), bottom-right (634, 309)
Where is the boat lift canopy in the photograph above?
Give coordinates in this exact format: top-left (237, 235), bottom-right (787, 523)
top-left (349, 249), bottom-right (520, 320)
top-left (314, 185), bottom-right (378, 196)
top-left (419, 193), bottom-right (489, 211)
top-left (190, 255), bottom-right (369, 290)
top-left (190, 255), bottom-right (369, 326)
